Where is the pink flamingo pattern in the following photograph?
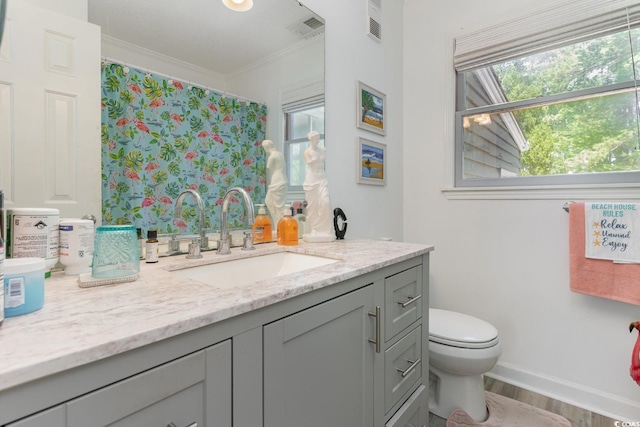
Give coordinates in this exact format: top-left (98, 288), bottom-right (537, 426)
top-left (101, 63), bottom-right (267, 235)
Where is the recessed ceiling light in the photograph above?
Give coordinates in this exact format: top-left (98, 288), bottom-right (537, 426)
top-left (222, 0), bottom-right (253, 12)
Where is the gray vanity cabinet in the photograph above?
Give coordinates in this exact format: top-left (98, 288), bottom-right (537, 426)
top-left (263, 284), bottom-right (376, 427)
top-left (1, 252), bottom-right (431, 427)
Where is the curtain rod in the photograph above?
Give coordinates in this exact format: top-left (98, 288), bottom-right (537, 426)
top-left (101, 56), bottom-right (266, 106)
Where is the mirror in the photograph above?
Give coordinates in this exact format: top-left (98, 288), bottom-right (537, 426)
top-left (88, 0), bottom-right (324, 77)
top-left (87, 0), bottom-right (324, 234)
top-left (0, 0), bottom-right (6, 47)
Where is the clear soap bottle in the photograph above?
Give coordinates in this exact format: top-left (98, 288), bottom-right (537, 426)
top-left (252, 204), bottom-right (273, 244)
top-left (294, 207), bottom-right (307, 238)
top-left (277, 205), bottom-right (298, 246)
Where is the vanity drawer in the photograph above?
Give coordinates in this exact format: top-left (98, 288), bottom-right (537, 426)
top-left (67, 350), bottom-right (206, 427)
top-left (385, 266), bottom-right (422, 341)
top-left (385, 325), bottom-right (422, 413)
top-left (385, 385), bottom-right (427, 427)
top-left (6, 406), bottom-right (65, 427)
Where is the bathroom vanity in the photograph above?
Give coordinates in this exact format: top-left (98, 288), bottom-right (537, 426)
top-left (0, 239), bottom-right (432, 427)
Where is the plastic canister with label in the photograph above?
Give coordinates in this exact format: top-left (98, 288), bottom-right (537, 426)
top-left (59, 218), bottom-right (94, 275)
top-left (3, 257), bottom-right (45, 317)
top-left (6, 208), bottom-right (59, 277)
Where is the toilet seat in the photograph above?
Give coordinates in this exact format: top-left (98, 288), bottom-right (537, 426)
top-left (429, 309), bottom-right (499, 349)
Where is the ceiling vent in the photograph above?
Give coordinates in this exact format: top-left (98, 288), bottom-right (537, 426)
top-left (303, 16), bottom-right (324, 30)
top-left (367, 0), bottom-right (381, 42)
top-left (287, 15), bottom-right (325, 38)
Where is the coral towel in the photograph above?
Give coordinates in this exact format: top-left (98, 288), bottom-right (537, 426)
top-left (570, 203), bottom-right (640, 305)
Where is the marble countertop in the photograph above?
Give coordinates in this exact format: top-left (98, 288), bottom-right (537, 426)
top-left (0, 239), bottom-right (433, 392)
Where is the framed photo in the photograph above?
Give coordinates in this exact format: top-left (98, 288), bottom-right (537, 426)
top-left (357, 138), bottom-right (386, 186)
top-left (357, 81), bottom-right (386, 135)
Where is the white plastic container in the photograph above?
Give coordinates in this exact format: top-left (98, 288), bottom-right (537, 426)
top-left (3, 257), bottom-right (45, 317)
top-left (7, 208), bottom-right (59, 277)
top-left (59, 218), bottom-right (94, 275)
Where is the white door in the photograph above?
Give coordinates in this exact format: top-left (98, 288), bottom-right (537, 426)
top-left (0, 0), bottom-right (101, 222)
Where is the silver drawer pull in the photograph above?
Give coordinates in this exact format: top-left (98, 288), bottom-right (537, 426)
top-left (398, 294), bottom-right (422, 308)
top-left (167, 423), bottom-right (198, 427)
top-left (368, 306), bottom-right (381, 353)
top-left (396, 358), bottom-right (421, 377)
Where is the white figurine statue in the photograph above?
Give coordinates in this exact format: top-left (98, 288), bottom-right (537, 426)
top-left (303, 131), bottom-right (334, 242)
top-left (262, 139), bottom-right (288, 226)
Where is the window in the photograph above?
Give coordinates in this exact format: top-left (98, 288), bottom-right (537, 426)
top-left (455, 1), bottom-right (640, 188)
top-left (283, 100), bottom-right (325, 192)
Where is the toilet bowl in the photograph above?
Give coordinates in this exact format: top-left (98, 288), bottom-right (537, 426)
top-left (428, 308), bottom-right (502, 421)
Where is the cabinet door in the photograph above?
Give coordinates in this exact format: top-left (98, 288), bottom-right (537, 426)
top-left (264, 284), bottom-right (376, 427)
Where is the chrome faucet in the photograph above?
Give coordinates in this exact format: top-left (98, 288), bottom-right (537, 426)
top-left (217, 187), bottom-right (255, 255)
top-left (174, 189), bottom-right (209, 250)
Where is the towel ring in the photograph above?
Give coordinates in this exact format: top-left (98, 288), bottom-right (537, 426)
top-left (562, 201), bottom-right (575, 213)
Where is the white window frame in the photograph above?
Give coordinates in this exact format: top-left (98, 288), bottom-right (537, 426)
top-left (283, 97), bottom-right (325, 193)
top-left (453, 0), bottom-right (640, 191)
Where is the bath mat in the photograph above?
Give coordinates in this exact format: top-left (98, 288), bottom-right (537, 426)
top-left (446, 391), bottom-right (572, 427)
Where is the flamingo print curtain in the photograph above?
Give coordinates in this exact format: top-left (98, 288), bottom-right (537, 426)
top-left (100, 62), bottom-right (267, 236)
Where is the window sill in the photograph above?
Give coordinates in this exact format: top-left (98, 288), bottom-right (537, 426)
top-left (442, 183), bottom-right (640, 201)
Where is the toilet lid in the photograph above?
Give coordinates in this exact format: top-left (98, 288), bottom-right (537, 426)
top-left (429, 309), bottom-right (499, 349)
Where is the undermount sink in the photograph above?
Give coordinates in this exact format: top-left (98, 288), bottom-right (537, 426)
top-left (171, 251), bottom-right (340, 289)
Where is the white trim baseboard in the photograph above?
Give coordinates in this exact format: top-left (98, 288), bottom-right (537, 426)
top-left (487, 361), bottom-right (640, 422)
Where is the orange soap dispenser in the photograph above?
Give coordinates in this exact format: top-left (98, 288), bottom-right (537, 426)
top-left (277, 205), bottom-right (298, 246)
top-left (252, 204), bottom-right (273, 244)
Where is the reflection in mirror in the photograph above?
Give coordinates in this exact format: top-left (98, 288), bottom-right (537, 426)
top-left (0, 0), bottom-right (6, 46)
top-left (88, 0), bottom-right (324, 240)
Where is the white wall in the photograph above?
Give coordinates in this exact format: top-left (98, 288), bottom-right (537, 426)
top-left (404, 0), bottom-right (640, 420)
top-left (297, 0), bottom-right (405, 242)
top-left (21, 0), bottom-right (86, 20)
top-left (101, 37), bottom-right (228, 90)
top-left (226, 36), bottom-right (325, 159)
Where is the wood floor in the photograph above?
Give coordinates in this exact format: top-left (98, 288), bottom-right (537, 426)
top-left (428, 377), bottom-right (619, 427)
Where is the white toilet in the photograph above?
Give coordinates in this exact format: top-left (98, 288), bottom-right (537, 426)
top-left (428, 308), bottom-right (502, 421)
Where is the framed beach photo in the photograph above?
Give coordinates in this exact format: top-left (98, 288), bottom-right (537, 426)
top-left (357, 81), bottom-right (386, 135)
top-left (357, 138), bottom-right (386, 186)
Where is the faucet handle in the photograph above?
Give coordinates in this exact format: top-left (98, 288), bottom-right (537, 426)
top-left (168, 235), bottom-right (181, 253)
top-left (186, 238), bottom-right (203, 259)
top-left (217, 238), bottom-right (231, 255)
top-left (199, 234), bottom-right (209, 250)
top-left (242, 230), bottom-right (255, 251)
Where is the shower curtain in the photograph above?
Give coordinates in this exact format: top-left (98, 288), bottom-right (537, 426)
top-left (100, 62), bottom-right (267, 236)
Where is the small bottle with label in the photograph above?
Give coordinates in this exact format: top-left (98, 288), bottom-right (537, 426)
top-left (252, 204), bottom-right (273, 244)
top-left (277, 205), bottom-right (298, 246)
top-left (145, 230), bottom-right (159, 263)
